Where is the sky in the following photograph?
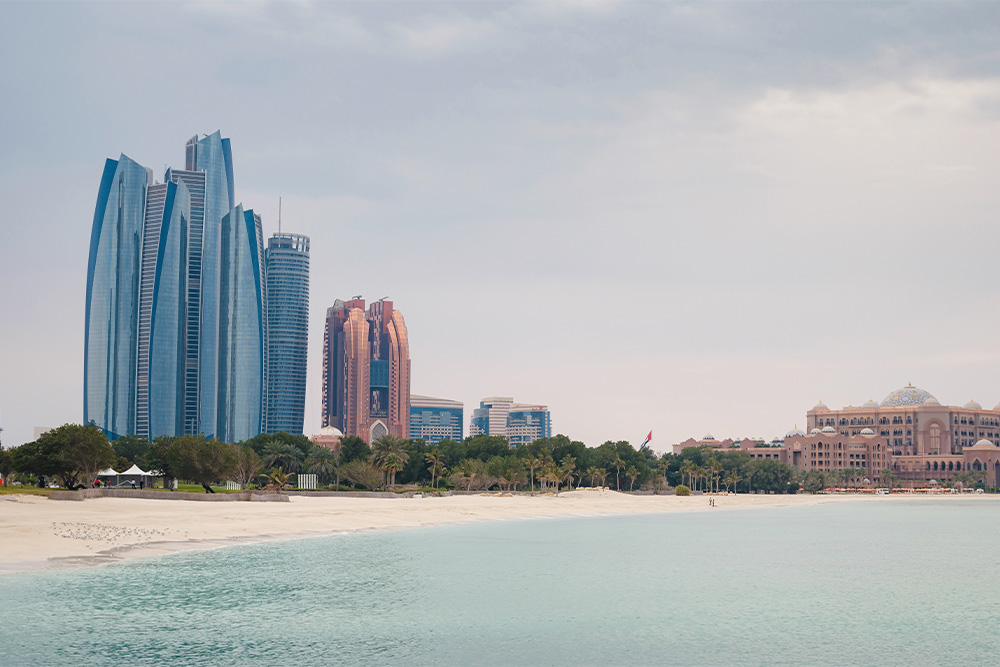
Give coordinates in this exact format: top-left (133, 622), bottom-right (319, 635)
top-left (3, 1), bottom-right (1000, 453)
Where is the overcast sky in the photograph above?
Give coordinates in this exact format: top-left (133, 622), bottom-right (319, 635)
top-left (2, 1), bottom-right (1000, 452)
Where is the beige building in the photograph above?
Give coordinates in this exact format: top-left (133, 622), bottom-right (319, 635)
top-left (671, 385), bottom-right (1000, 487)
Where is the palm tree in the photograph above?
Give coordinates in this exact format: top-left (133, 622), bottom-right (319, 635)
top-left (425, 449), bottom-right (444, 489)
top-left (680, 461), bottom-right (697, 489)
top-left (586, 467), bottom-right (607, 488)
top-left (370, 435), bottom-right (409, 487)
top-left (708, 457), bottom-right (723, 493)
top-left (611, 455), bottom-right (626, 491)
top-left (625, 466), bottom-right (640, 491)
top-left (262, 467), bottom-right (291, 493)
top-left (657, 458), bottom-right (670, 485)
top-left (261, 441), bottom-right (303, 473)
top-left (305, 448), bottom-right (338, 486)
top-left (539, 464), bottom-right (561, 492)
top-left (559, 455), bottom-right (577, 490)
top-left (725, 472), bottom-right (741, 493)
top-left (383, 452), bottom-right (405, 490)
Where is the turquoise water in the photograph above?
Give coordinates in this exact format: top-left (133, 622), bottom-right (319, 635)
top-left (2, 500), bottom-right (999, 665)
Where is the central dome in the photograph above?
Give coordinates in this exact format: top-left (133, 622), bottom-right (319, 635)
top-left (880, 384), bottom-right (936, 407)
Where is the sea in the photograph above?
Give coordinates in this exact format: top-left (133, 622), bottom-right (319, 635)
top-left (1, 499), bottom-right (998, 666)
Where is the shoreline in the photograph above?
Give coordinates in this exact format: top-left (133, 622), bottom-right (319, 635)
top-left (1, 491), bottom-right (992, 576)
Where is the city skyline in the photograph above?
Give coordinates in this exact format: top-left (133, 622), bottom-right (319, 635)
top-left (4, 3), bottom-right (1000, 450)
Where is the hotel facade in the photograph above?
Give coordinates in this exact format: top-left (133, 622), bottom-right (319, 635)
top-left (672, 385), bottom-right (1000, 487)
top-left (321, 298), bottom-right (411, 443)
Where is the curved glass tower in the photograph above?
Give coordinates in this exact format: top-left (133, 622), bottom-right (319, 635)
top-left (186, 131), bottom-right (235, 440)
top-left (86, 132), bottom-right (269, 443)
top-left (136, 180), bottom-right (190, 439)
top-left (216, 205), bottom-right (266, 443)
top-left (84, 155), bottom-right (150, 439)
top-left (264, 233), bottom-right (310, 435)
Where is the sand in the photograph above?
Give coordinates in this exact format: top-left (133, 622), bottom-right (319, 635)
top-left (0, 490), bottom-right (978, 575)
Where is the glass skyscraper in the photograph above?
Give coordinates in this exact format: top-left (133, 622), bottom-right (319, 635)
top-left (469, 397), bottom-right (552, 447)
top-left (215, 205), bottom-right (266, 443)
top-left (85, 132), bottom-right (274, 443)
top-left (264, 233), bottom-right (310, 435)
top-left (84, 155), bottom-right (150, 439)
top-left (410, 395), bottom-right (463, 444)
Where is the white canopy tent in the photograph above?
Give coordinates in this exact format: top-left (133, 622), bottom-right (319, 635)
top-left (97, 464), bottom-right (156, 488)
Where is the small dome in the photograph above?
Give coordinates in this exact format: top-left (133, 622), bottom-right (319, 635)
top-left (880, 384), bottom-right (936, 407)
top-left (971, 438), bottom-right (996, 448)
top-left (703, 433), bottom-right (715, 441)
top-left (964, 400), bottom-right (983, 410)
top-left (821, 426), bottom-right (836, 433)
top-left (860, 428), bottom-right (875, 435)
top-left (316, 425), bottom-right (344, 437)
top-left (862, 399), bottom-right (879, 409)
top-left (786, 426), bottom-right (806, 437)
top-left (924, 397), bottom-right (940, 406)
top-left (811, 401), bottom-right (829, 412)
top-left (810, 428), bottom-right (822, 434)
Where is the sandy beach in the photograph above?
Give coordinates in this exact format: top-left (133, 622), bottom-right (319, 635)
top-left (0, 490), bottom-right (981, 575)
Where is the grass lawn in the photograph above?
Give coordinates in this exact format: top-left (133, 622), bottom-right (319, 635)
top-left (0, 486), bottom-right (52, 496)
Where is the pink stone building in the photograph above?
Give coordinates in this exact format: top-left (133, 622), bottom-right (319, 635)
top-left (670, 384), bottom-right (1000, 487)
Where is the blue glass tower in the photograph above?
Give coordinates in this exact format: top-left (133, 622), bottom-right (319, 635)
top-left (135, 179), bottom-right (190, 439)
top-left (186, 132), bottom-right (235, 440)
top-left (410, 395), bottom-right (463, 444)
top-left (84, 155), bottom-right (150, 439)
top-left (264, 233), bottom-right (310, 435)
top-left (85, 132), bottom-right (268, 443)
top-left (216, 205), bottom-right (266, 443)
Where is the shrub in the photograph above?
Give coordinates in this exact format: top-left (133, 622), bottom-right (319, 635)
top-left (675, 484), bottom-right (691, 496)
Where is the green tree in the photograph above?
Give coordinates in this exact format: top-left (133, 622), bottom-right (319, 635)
top-left (559, 455), bottom-right (578, 490)
top-left (262, 467), bottom-right (291, 493)
top-left (587, 466), bottom-right (607, 487)
top-left (338, 435), bottom-right (371, 464)
top-left (452, 458), bottom-right (487, 491)
top-left (260, 441), bottom-right (303, 473)
top-left (166, 436), bottom-right (238, 493)
top-left (425, 449), bottom-right (445, 489)
top-left (305, 447), bottom-right (339, 486)
top-left (725, 472), bottom-right (741, 493)
top-left (802, 470), bottom-right (826, 494)
top-left (12, 423), bottom-right (114, 489)
top-left (611, 455), bottom-right (626, 491)
top-left (625, 465), bottom-right (640, 491)
top-left (112, 434), bottom-right (151, 465)
top-left (370, 435), bottom-right (409, 487)
top-left (140, 435), bottom-right (177, 488)
top-left (232, 445), bottom-right (263, 489)
top-left (383, 451), bottom-right (406, 490)
top-left (341, 460), bottom-right (384, 490)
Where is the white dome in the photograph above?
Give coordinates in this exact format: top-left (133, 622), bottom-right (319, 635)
top-left (316, 426), bottom-right (344, 437)
top-left (924, 397), bottom-right (940, 406)
top-left (810, 428), bottom-right (822, 434)
top-left (880, 384), bottom-right (936, 407)
top-left (811, 401), bottom-right (829, 411)
top-left (862, 399), bottom-right (879, 409)
top-left (964, 400), bottom-right (983, 410)
top-left (703, 433), bottom-right (715, 441)
top-left (860, 428), bottom-right (875, 435)
top-left (821, 426), bottom-right (836, 433)
top-left (785, 427), bottom-right (806, 437)
top-left (972, 438), bottom-right (995, 448)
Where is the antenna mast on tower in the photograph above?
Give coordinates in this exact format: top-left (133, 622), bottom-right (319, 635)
top-left (278, 197), bottom-right (282, 234)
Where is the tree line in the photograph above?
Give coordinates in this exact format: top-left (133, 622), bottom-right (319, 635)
top-left (1, 424), bottom-right (812, 495)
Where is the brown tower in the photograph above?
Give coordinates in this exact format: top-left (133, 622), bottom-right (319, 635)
top-left (322, 298), bottom-right (410, 442)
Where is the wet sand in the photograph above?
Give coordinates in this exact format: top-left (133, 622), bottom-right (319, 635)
top-left (0, 490), bottom-right (979, 574)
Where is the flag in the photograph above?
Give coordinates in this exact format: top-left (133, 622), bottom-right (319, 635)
top-left (639, 431), bottom-right (652, 450)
